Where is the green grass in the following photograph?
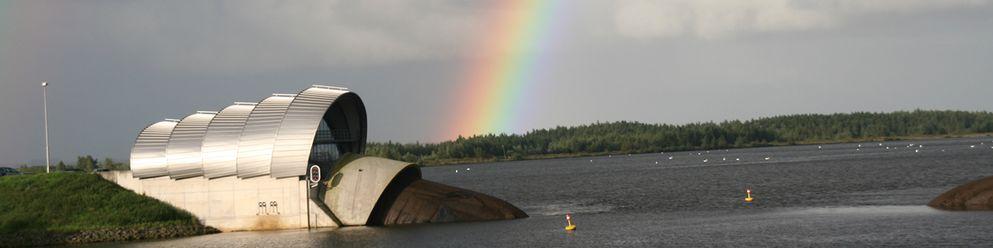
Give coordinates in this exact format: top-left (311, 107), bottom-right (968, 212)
top-left (0, 173), bottom-right (198, 234)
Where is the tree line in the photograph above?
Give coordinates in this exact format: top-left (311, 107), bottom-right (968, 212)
top-left (366, 110), bottom-right (993, 165)
top-left (17, 156), bottom-right (126, 174)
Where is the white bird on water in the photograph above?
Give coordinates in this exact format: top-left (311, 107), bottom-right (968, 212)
top-left (703, 159), bottom-right (709, 163)
top-left (818, 145), bottom-right (822, 149)
top-left (915, 149), bottom-right (920, 153)
top-left (722, 157), bottom-right (727, 161)
top-left (735, 158), bottom-right (741, 161)
top-left (764, 157), bottom-right (771, 160)
top-left (466, 168), bottom-right (471, 171)
top-left (668, 156), bottom-right (674, 160)
top-left (455, 169), bottom-right (459, 173)
top-left (971, 145), bottom-right (976, 148)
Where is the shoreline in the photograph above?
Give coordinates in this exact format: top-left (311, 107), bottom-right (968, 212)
top-left (0, 223), bottom-right (219, 247)
top-left (419, 133), bottom-right (993, 166)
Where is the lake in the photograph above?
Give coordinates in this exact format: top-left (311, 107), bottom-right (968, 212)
top-left (96, 137), bottom-right (993, 247)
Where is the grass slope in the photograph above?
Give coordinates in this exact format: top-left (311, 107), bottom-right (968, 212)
top-left (0, 173), bottom-right (198, 234)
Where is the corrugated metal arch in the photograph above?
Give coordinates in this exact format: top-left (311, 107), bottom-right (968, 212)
top-left (202, 103), bottom-right (256, 179)
top-left (270, 86), bottom-right (367, 178)
top-left (165, 111), bottom-right (216, 179)
top-left (131, 84), bottom-right (366, 180)
top-left (236, 94), bottom-right (296, 178)
top-left (131, 120), bottom-right (179, 178)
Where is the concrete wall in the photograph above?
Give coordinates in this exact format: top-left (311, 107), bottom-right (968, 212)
top-left (99, 171), bottom-right (337, 231)
top-left (324, 157), bottom-right (417, 225)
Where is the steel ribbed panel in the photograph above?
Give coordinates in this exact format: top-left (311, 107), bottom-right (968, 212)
top-left (201, 103), bottom-right (255, 178)
top-left (165, 112), bottom-right (216, 179)
top-left (131, 121), bottom-right (178, 178)
top-left (236, 95), bottom-right (295, 178)
top-left (270, 87), bottom-right (347, 178)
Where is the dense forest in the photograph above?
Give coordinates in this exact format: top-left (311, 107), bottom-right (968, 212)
top-left (366, 110), bottom-right (993, 165)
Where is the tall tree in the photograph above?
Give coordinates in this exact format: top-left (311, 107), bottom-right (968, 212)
top-left (101, 158), bottom-right (120, 170)
top-left (77, 155), bottom-right (98, 172)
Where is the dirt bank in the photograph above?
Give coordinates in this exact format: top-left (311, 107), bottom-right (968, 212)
top-left (929, 175), bottom-right (993, 210)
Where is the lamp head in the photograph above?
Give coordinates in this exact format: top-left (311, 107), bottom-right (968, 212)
top-left (41, 81), bottom-right (48, 87)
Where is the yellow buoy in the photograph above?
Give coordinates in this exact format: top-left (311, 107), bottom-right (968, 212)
top-left (744, 188), bottom-right (754, 203)
top-left (564, 214), bottom-right (577, 231)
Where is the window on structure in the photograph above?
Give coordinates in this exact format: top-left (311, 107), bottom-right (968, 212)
top-left (308, 97), bottom-right (364, 172)
top-left (309, 119), bottom-right (341, 167)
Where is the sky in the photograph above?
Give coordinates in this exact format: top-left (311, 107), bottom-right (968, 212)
top-left (1, 0), bottom-right (992, 165)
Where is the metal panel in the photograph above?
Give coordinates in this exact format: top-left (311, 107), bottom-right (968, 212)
top-left (236, 95), bottom-right (295, 178)
top-left (201, 103), bottom-right (256, 178)
top-left (165, 112), bottom-right (216, 179)
top-left (131, 120), bottom-right (178, 178)
top-left (270, 87), bottom-right (351, 178)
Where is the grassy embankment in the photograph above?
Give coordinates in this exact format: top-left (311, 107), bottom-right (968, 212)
top-left (0, 173), bottom-right (216, 246)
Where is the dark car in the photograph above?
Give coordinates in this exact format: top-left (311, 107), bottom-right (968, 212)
top-left (0, 167), bottom-right (22, 176)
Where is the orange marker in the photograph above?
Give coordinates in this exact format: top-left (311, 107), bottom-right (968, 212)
top-left (744, 188), bottom-right (754, 203)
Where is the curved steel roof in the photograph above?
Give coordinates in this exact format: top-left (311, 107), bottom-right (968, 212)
top-left (130, 85), bottom-right (366, 180)
top-left (165, 112), bottom-right (216, 179)
top-left (236, 94), bottom-right (296, 178)
top-left (202, 103), bottom-right (256, 178)
top-left (271, 87), bottom-right (362, 178)
top-left (131, 120), bottom-right (179, 178)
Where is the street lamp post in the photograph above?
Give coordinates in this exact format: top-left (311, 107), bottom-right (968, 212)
top-left (42, 81), bottom-right (50, 173)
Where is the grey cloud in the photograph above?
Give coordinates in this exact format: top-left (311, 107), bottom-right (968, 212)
top-left (1, 0), bottom-right (992, 165)
top-left (614, 0), bottom-right (990, 39)
top-left (69, 1), bottom-right (488, 73)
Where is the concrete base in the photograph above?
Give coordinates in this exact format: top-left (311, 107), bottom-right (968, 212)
top-left (99, 171), bottom-right (337, 231)
top-left (99, 156), bottom-right (527, 231)
top-left (323, 156), bottom-right (419, 225)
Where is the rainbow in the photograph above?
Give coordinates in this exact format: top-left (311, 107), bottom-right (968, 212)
top-left (442, 0), bottom-right (563, 140)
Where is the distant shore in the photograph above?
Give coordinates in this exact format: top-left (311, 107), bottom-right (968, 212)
top-left (420, 133), bottom-right (993, 166)
top-left (369, 110), bottom-right (993, 166)
top-left (929, 175), bottom-right (993, 211)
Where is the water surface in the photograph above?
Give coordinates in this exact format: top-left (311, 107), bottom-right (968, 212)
top-left (99, 137), bottom-right (993, 247)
